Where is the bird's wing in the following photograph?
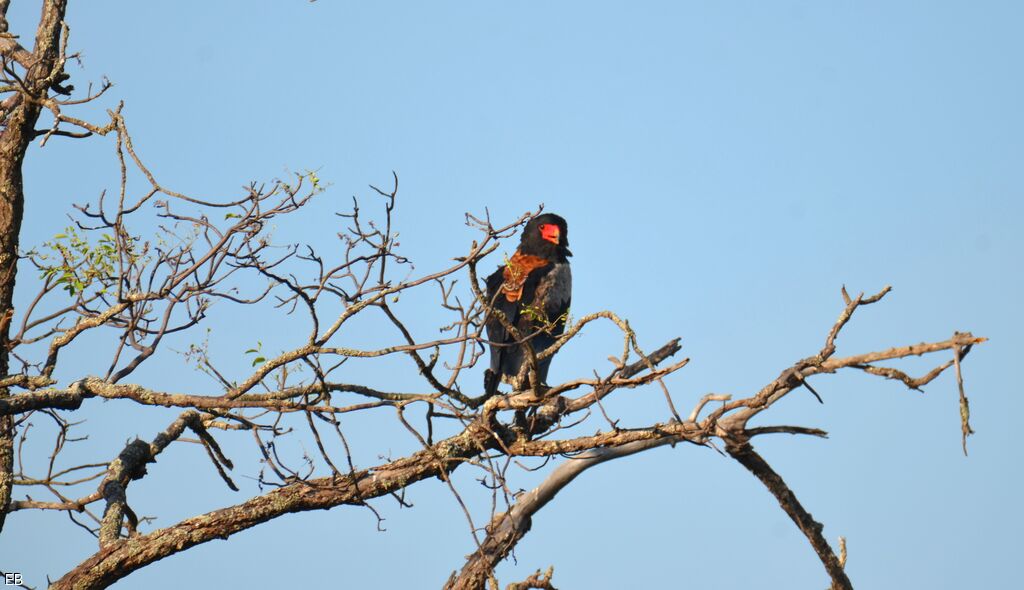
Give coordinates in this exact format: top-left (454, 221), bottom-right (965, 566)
top-left (484, 266), bottom-right (516, 365)
top-left (532, 262), bottom-right (571, 334)
top-left (483, 256), bottom-right (557, 392)
top-left (519, 262), bottom-right (571, 384)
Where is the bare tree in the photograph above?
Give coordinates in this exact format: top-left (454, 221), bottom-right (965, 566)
top-left (0, 4), bottom-right (984, 590)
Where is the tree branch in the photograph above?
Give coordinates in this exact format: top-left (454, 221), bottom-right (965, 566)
top-left (51, 416), bottom-right (500, 590)
top-left (0, 0), bottom-right (70, 535)
top-left (725, 440), bottom-right (851, 590)
top-left (445, 438), bottom-right (675, 590)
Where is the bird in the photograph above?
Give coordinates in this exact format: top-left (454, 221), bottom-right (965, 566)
top-left (483, 213), bottom-right (572, 398)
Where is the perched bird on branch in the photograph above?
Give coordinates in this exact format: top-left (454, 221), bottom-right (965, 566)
top-left (484, 213), bottom-right (572, 397)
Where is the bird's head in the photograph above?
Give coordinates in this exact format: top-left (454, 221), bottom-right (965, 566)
top-left (521, 213), bottom-right (571, 260)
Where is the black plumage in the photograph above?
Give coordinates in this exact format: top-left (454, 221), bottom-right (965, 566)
top-left (483, 213), bottom-right (572, 397)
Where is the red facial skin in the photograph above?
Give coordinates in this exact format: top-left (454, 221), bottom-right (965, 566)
top-left (540, 223), bottom-right (560, 244)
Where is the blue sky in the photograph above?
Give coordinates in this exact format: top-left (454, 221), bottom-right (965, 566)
top-left (2, 1), bottom-right (1021, 588)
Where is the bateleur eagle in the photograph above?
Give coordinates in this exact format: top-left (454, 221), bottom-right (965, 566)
top-left (483, 213), bottom-right (572, 397)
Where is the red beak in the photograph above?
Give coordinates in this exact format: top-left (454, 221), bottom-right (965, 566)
top-left (540, 224), bottom-right (560, 244)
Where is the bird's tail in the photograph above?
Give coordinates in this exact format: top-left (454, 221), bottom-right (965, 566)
top-left (483, 369), bottom-right (500, 398)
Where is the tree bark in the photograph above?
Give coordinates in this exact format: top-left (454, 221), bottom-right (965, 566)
top-left (445, 438), bottom-right (677, 590)
top-left (0, 0), bottom-right (68, 533)
top-left (726, 441), bottom-right (852, 590)
top-left (51, 417), bottom-right (502, 590)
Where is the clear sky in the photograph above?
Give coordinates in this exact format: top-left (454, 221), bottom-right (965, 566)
top-left (2, 1), bottom-right (1021, 588)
